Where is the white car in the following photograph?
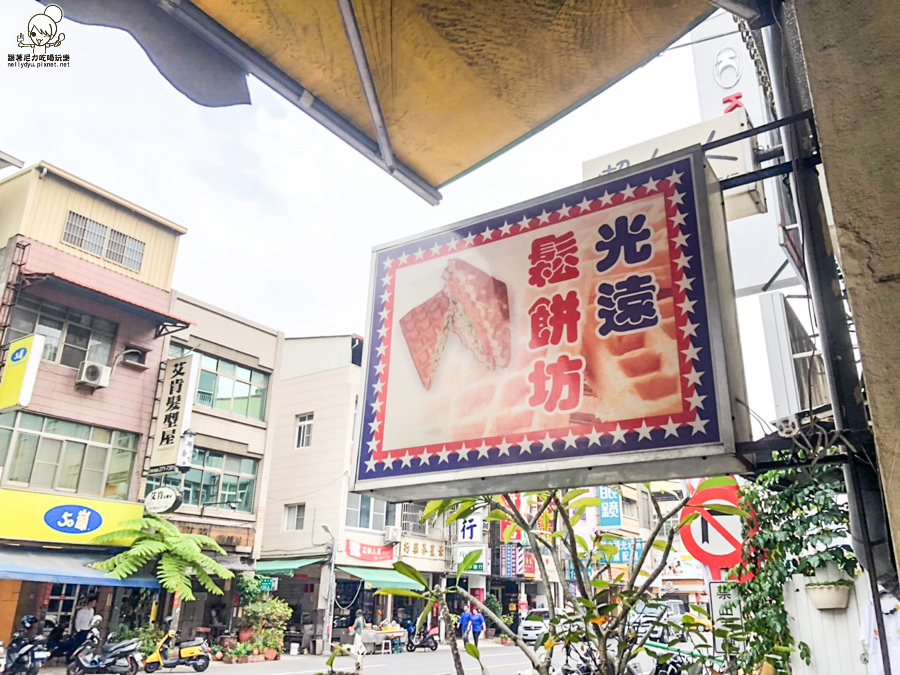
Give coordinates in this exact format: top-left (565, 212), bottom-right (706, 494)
top-left (517, 608), bottom-right (551, 644)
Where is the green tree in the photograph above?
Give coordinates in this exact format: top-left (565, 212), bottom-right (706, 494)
top-left (91, 513), bottom-right (234, 601)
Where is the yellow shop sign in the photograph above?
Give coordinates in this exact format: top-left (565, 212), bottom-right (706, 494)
top-left (0, 489), bottom-right (143, 545)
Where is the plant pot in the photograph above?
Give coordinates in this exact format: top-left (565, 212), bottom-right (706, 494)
top-left (263, 648), bottom-right (278, 660)
top-left (238, 628), bottom-right (254, 643)
top-left (248, 654), bottom-right (266, 663)
top-left (806, 584), bottom-right (852, 610)
top-left (237, 656), bottom-right (249, 664)
top-left (500, 637), bottom-right (509, 645)
top-left (485, 628), bottom-right (496, 639)
top-left (222, 656), bottom-right (236, 664)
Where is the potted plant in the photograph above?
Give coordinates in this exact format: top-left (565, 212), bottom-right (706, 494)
top-left (805, 578), bottom-right (855, 610)
top-left (483, 594), bottom-right (504, 639)
top-left (500, 615), bottom-right (514, 645)
top-left (224, 641), bottom-right (254, 664)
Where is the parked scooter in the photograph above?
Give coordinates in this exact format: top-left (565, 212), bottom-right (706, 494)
top-left (67, 616), bottom-right (142, 675)
top-left (44, 618), bottom-right (82, 663)
top-left (405, 625), bottom-right (439, 652)
top-left (143, 620), bottom-right (210, 673)
top-left (4, 616), bottom-right (50, 675)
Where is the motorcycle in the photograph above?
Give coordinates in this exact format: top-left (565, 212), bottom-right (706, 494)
top-left (44, 618), bottom-right (82, 663)
top-left (143, 621), bottom-right (210, 673)
top-left (4, 616), bottom-right (50, 675)
top-left (405, 625), bottom-right (438, 652)
top-left (67, 617), bottom-right (142, 675)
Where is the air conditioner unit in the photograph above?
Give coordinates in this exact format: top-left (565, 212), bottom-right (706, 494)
top-left (76, 361), bottom-right (111, 388)
top-left (384, 526), bottom-right (402, 544)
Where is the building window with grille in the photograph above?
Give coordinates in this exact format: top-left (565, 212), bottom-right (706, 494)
top-left (345, 493), bottom-right (387, 531)
top-left (0, 411), bottom-right (138, 499)
top-left (401, 503), bottom-right (426, 535)
top-left (295, 413), bottom-right (313, 448)
top-left (5, 293), bottom-right (117, 368)
top-left (284, 503), bottom-right (305, 531)
top-left (63, 211), bottom-right (145, 272)
top-left (145, 448), bottom-right (259, 512)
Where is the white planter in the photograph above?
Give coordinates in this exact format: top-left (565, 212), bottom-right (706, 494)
top-left (806, 584), bottom-right (852, 610)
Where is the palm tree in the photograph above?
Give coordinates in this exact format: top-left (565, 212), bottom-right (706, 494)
top-left (92, 513), bottom-right (234, 601)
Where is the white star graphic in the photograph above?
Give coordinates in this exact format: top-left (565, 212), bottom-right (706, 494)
top-left (457, 443), bottom-right (471, 462)
top-left (380, 289), bottom-right (391, 304)
top-left (400, 451), bottom-right (413, 468)
top-left (418, 450), bottom-right (432, 465)
top-left (686, 392), bottom-right (707, 410)
top-left (675, 275), bottom-right (695, 293)
top-left (481, 226), bottom-right (494, 241)
top-left (437, 446), bottom-right (452, 463)
top-left (681, 342), bottom-right (702, 362)
top-left (499, 221), bottom-right (514, 237)
top-left (383, 454), bottom-right (395, 470)
top-left (621, 184), bottom-right (637, 200)
top-left (672, 229), bottom-right (690, 249)
top-left (661, 417), bottom-right (680, 438)
top-left (635, 420), bottom-right (654, 441)
top-left (496, 439), bottom-right (512, 457)
top-left (610, 425), bottom-right (628, 444)
top-left (365, 457), bottom-right (378, 472)
top-left (367, 438), bottom-right (379, 453)
top-left (369, 399), bottom-right (383, 414)
top-left (680, 320), bottom-right (699, 338)
top-left (562, 431), bottom-right (580, 448)
top-left (382, 256), bottom-right (395, 270)
top-left (518, 216), bottom-right (531, 230)
top-left (446, 236), bottom-right (461, 251)
top-left (377, 324), bottom-right (388, 339)
top-left (476, 442), bottom-right (492, 459)
top-left (378, 307), bottom-right (389, 322)
top-left (586, 428), bottom-right (603, 446)
top-left (556, 203), bottom-right (573, 219)
top-left (376, 342), bottom-right (387, 357)
top-left (540, 433), bottom-right (556, 452)
top-left (598, 190), bottom-right (615, 207)
top-left (429, 241), bottom-right (442, 257)
top-left (463, 232), bottom-right (477, 247)
top-left (689, 416), bottom-right (709, 435)
top-left (674, 253), bottom-right (693, 270)
top-left (519, 436), bottom-right (533, 454)
top-left (678, 297), bottom-right (697, 315)
top-left (668, 191), bottom-right (685, 206)
top-left (666, 169), bottom-right (684, 186)
top-left (381, 272), bottom-right (392, 287)
top-left (372, 378), bottom-right (385, 394)
top-left (368, 417), bottom-right (381, 433)
top-left (643, 176), bottom-right (661, 193)
top-left (398, 252), bottom-right (410, 265)
top-left (413, 247), bottom-right (426, 260)
top-left (537, 210), bottom-right (551, 224)
top-left (671, 211), bottom-right (687, 227)
top-left (577, 197), bottom-right (593, 213)
top-left (683, 367), bottom-right (703, 387)
top-left (374, 360), bottom-right (386, 376)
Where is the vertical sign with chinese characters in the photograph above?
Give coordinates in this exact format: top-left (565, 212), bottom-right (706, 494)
top-left (457, 510), bottom-right (484, 543)
top-left (149, 355), bottom-right (198, 475)
top-left (353, 148), bottom-right (749, 500)
top-left (597, 486), bottom-right (623, 528)
top-left (709, 580), bottom-right (742, 654)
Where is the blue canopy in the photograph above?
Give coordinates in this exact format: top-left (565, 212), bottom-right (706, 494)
top-left (0, 548), bottom-right (160, 588)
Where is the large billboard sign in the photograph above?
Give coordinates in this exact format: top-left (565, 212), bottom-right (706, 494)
top-left (352, 148), bottom-right (750, 500)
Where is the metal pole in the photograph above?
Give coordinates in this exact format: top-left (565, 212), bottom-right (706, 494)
top-left (322, 525), bottom-right (337, 652)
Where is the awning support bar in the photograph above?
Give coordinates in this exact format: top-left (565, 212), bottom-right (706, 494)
top-left (336, 0), bottom-right (396, 173)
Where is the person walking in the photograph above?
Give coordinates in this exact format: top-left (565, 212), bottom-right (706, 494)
top-left (352, 609), bottom-right (367, 654)
top-left (73, 596), bottom-right (98, 647)
top-left (470, 607), bottom-right (485, 647)
top-left (459, 606), bottom-right (473, 644)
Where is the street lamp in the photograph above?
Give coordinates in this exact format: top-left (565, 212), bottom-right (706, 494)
top-left (322, 524), bottom-right (337, 652)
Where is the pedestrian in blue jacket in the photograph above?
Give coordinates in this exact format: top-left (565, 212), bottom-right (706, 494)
top-left (470, 607), bottom-right (486, 646)
top-left (459, 606), bottom-right (473, 643)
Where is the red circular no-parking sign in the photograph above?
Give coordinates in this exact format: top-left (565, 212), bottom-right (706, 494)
top-left (679, 486), bottom-right (744, 569)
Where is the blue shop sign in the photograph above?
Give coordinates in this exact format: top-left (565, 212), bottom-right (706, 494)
top-left (43, 505), bottom-right (103, 535)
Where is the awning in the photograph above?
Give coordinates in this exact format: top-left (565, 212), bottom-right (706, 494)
top-left (55, 0), bottom-right (714, 203)
top-left (256, 558), bottom-right (324, 575)
top-left (337, 565), bottom-right (424, 592)
top-left (20, 271), bottom-right (190, 338)
top-left (212, 554), bottom-right (255, 573)
top-left (0, 548), bottom-right (160, 588)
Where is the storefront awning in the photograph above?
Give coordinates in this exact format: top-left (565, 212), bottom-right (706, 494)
top-left (255, 558), bottom-right (324, 575)
top-left (337, 565), bottom-right (425, 591)
top-left (0, 549), bottom-right (160, 588)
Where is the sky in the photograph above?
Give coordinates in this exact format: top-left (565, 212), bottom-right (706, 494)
top-left (0, 1), bottom-right (797, 433)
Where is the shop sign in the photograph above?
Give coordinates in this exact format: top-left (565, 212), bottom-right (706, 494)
top-left (144, 487), bottom-right (183, 514)
top-left (0, 488), bottom-right (142, 545)
top-left (597, 486), bottom-right (623, 528)
top-left (258, 577), bottom-right (277, 592)
top-left (455, 545), bottom-right (488, 574)
top-left (353, 149), bottom-right (749, 500)
top-left (346, 539), bottom-right (394, 562)
top-left (400, 537), bottom-right (445, 560)
top-left (601, 537), bottom-right (644, 565)
top-left (523, 551), bottom-right (536, 578)
top-left (149, 355), bottom-right (199, 475)
top-left (0, 334), bottom-right (45, 412)
top-left (457, 510), bottom-right (483, 543)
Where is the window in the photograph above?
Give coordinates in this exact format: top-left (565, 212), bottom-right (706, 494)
top-left (146, 448), bottom-right (258, 512)
top-left (295, 413), bottom-right (313, 448)
top-left (0, 412), bottom-right (138, 499)
top-left (622, 497), bottom-right (638, 520)
top-left (5, 293), bottom-right (116, 368)
top-left (284, 504), bottom-right (306, 531)
top-left (345, 493), bottom-right (387, 530)
top-left (63, 212), bottom-right (146, 272)
top-left (401, 503), bottom-right (426, 535)
top-left (176, 349), bottom-right (269, 421)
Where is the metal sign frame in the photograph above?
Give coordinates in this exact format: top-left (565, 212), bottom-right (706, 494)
top-left (352, 147), bottom-right (750, 501)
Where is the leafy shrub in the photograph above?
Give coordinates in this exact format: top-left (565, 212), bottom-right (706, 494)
top-left (483, 594), bottom-right (504, 629)
top-left (115, 623), bottom-right (166, 656)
